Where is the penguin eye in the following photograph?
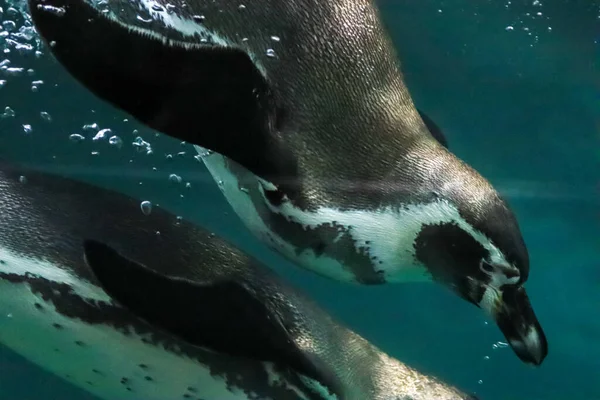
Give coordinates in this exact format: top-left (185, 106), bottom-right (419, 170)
top-left (479, 260), bottom-right (494, 274)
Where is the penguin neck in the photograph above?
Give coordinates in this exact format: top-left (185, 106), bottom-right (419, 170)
top-left (317, 330), bottom-right (465, 400)
top-left (372, 353), bottom-right (469, 399)
top-left (308, 328), bottom-right (388, 398)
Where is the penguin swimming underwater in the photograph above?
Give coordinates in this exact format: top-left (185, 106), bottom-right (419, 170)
top-left (28, 0), bottom-right (547, 365)
top-left (0, 159), bottom-right (478, 400)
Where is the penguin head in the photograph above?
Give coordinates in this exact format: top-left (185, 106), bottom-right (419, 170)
top-left (412, 182), bottom-right (547, 366)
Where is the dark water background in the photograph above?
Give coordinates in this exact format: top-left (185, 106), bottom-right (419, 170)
top-left (0, 0), bottom-right (598, 399)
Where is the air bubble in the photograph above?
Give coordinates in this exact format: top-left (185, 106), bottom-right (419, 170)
top-left (37, 5), bottom-right (66, 16)
top-left (266, 48), bottom-right (276, 57)
top-left (169, 174), bottom-right (182, 184)
top-left (2, 21), bottom-right (16, 32)
top-left (83, 123), bottom-right (98, 131)
top-left (132, 136), bottom-right (152, 154)
top-left (109, 135), bottom-right (123, 148)
top-left (40, 111), bottom-right (52, 122)
top-left (22, 124), bottom-right (32, 134)
top-left (140, 201), bottom-right (152, 215)
top-left (93, 128), bottom-right (111, 141)
top-left (270, 35), bottom-right (280, 42)
top-left (0, 106), bottom-right (15, 118)
top-left (492, 341), bottom-right (509, 350)
top-left (6, 7), bottom-right (18, 18)
top-left (196, 148), bottom-right (213, 158)
top-left (69, 133), bottom-right (85, 142)
top-left (4, 67), bottom-right (24, 76)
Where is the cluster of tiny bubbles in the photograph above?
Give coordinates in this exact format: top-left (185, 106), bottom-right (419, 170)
top-left (472, 320), bottom-right (498, 389)
top-left (67, 122), bottom-right (154, 157)
top-left (0, 0), bottom-right (45, 63)
top-left (89, 0), bottom-right (116, 17)
top-left (491, 341), bottom-right (509, 350)
top-left (128, 0), bottom-right (183, 26)
top-left (0, 105), bottom-right (14, 118)
top-left (481, 319), bottom-right (490, 357)
top-left (132, 135), bottom-right (153, 154)
top-left (0, 0), bottom-right (199, 217)
top-left (0, 0), bottom-right (49, 141)
top-left (0, 8), bottom-right (42, 53)
top-left (475, 340), bottom-right (509, 386)
top-left (503, 0), bottom-right (551, 46)
top-left (265, 35), bottom-right (281, 58)
top-left (194, 147), bottom-right (213, 160)
top-left (92, 127), bottom-right (124, 149)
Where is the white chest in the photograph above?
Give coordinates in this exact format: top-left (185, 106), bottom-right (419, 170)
top-left (0, 247), bottom-right (321, 400)
top-left (195, 146), bottom-right (433, 284)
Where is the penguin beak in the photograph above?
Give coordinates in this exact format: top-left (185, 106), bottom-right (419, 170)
top-left (480, 285), bottom-right (548, 366)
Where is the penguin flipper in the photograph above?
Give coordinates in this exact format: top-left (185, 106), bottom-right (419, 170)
top-left (29, 0), bottom-right (294, 180)
top-left (417, 109), bottom-right (449, 148)
top-left (82, 240), bottom-right (326, 384)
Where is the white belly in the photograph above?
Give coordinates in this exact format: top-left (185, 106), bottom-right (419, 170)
top-left (0, 285), bottom-right (251, 400)
top-left (196, 146), bottom-right (358, 282)
top-left (195, 146), bottom-right (431, 284)
top-left (0, 247), bottom-right (319, 400)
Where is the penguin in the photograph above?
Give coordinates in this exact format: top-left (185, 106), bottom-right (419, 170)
top-left (28, 0), bottom-right (547, 365)
top-left (0, 159), bottom-right (477, 400)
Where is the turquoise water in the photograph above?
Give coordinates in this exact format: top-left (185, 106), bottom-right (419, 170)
top-left (0, 0), bottom-right (598, 399)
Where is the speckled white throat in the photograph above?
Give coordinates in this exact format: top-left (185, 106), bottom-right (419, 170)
top-left (195, 146), bottom-right (508, 285)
